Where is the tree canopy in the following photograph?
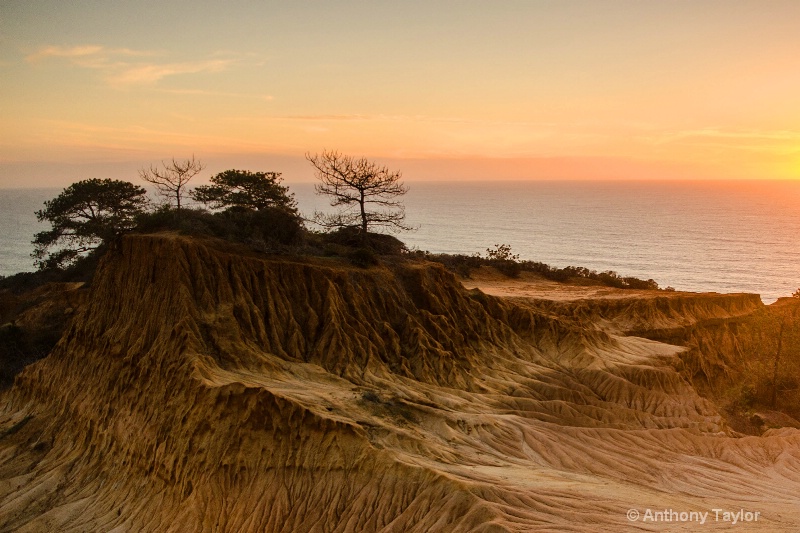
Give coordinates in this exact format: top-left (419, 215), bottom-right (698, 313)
top-left (32, 179), bottom-right (148, 269)
top-left (307, 150), bottom-right (411, 235)
top-left (191, 169), bottom-right (297, 213)
top-left (139, 156), bottom-right (204, 211)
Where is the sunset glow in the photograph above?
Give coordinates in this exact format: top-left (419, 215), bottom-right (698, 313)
top-left (2, 1), bottom-right (800, 186)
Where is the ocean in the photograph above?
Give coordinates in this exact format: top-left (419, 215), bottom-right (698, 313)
top-left (2, 180), bottom-right (799, 303)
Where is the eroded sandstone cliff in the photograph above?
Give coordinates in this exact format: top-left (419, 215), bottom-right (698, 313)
top-left (1, 234), bottom-right (799, 531)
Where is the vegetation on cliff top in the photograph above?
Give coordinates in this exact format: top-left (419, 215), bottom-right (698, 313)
top-left (5, 154), bottom-right (670, 295)
top-left (32, 179), bottom-right (148, 270)
top-left (307, 150), bottom-right (412, 236)
top-left (421, 243), bottom-right (662, 290)
top-left (138, 156), bottom-right (205, 212)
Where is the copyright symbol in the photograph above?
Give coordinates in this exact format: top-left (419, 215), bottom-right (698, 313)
top-left (627, 509), bottom-right (640, 521)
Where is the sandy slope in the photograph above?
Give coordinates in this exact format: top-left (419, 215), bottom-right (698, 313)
top-left (0, 235), bottom-right (798, 532)
top-left (461, 267), bottom-right (660, 301)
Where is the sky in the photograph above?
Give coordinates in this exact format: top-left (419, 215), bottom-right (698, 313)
top-left (2, 0), bottom-right (800, 187)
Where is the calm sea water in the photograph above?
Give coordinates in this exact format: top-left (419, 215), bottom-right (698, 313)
top-left (2, 181), bottom-right (799, 302)
top-left (0, 188), bottom-right (59, 276)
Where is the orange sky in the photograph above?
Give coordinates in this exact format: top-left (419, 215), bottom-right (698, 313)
top-left (2, 1), bottom-right (800, 186)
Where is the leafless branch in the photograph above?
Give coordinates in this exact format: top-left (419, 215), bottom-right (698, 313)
top-left (306, 150), bottom-right (412, 235)
top-left (139, 155), bottom-right (205, 210)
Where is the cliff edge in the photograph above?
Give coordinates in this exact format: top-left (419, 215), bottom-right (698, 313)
top-left (1, 234), bottom-right (799, 531)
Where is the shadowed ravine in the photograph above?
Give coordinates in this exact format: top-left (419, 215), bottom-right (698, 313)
top-left (1, 234), bottom-right (799, 532)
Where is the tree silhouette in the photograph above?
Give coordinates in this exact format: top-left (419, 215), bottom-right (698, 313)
top-left (139, 156), bottom-right (204, 211)
top-left (306, 150), bottom-right (411, 236)
top-left (33, 179), bottom-right (147, 269)
top-left (191, 169), bottom-right (297, 213)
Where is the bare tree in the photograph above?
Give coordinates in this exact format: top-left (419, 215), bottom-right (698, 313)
top-left (306, 150), bottom-right (412, 236)
top-left (139, 156), bottom-right (205, 211)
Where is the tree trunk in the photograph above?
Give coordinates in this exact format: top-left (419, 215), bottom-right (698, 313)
top-left (359, 189), bottom-right (367, 241)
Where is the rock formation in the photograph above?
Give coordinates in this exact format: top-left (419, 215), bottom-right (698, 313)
top-left (1, 234), bottom-right (799, 531)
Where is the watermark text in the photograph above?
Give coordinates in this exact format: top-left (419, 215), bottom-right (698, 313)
top-left (627, 508), bottom-right (761, 525)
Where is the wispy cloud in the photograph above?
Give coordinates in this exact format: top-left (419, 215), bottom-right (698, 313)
top-left (282, 114), bottom-right (373, 121)
top-left (646, 128), bottom-right (800, 154)
top-left (29, 118), bottom-right (301, 154)
top-left (26, 45), bottom-right (106, 62)
top-left (655, 128), bottom-right (800, 142)
top-left (25, 44), bottom-right (236, 87)
top-left (153, 88), bottom-right (273, 101)
top-left (25, 45), bottom-right (152, 68)
top-left (272, 114), bottom-right (598, 128)
top-left (276, 114), bottom-right (493, 124)
top-left (107, 59), bottom-right (232, 85)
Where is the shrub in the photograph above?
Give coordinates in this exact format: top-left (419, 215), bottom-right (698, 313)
top-left (425, 249), bottom-right (660, 290)
top-left (422, 253), bottom-right (482, 278)
top-left (135, 206), bottom-right (305, 248)
top-left (322, 226), bottom-right (406, 255)
top-left (485, 244), bottom-right (519, 262)
top-left (222, 207), bottom-right (304, 247)
top-left (485, 244), bottom-right (522, 278)
top-left (347, 248), bottom-right (379, 268)
top-left (624, 276), bottom-right (660, 290)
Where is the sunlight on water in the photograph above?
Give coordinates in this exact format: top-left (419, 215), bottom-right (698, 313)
top-left (2, 181), bottom-right (799, 302)
top-left (295, 180), bottom-right (800, 302)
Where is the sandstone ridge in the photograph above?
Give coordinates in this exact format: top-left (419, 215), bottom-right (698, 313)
top-left (1, 234), bottom-right (799, 532)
